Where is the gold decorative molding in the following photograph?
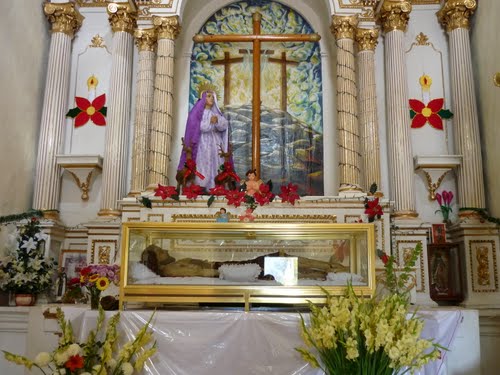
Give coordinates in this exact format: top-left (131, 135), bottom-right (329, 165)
top-left (76, 0), bottom-right (109, 6)
top-left (89, 34), bottom-right (106, 48)
top-left (415, 32), bottom-right (429, 45)
top-left (469, 240), bottom-right (498, 292)
top-left (152, 15), bottom-right (181, 40)
top-left (43, 2), bottom-right (84, 38)
top-left (331, 15), bottom-right (359, 40)
top-left (355, 28), bottom-right (379, 51)
top-left (97, 208), bottom-right (122, 217)
top-left (414, 155), bottom-right (461, 200)
top-left (378, 0), bottom-right (412, 33)
top-left (437, 0), bottom-right (477, 32)
top-left (137, 0), bottom-right (173, 6)
top-left (57, 155), bottom-right (102, 201)
top-left (90, 239), bottom-right (117, 264)
top-left (107, 2), bottom-right (137, 34)
top-left (134, 28), bottom-right (157, 52)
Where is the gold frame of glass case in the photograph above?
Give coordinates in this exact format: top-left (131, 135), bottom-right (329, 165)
top-left (119, 222), bottom-right (376, 311)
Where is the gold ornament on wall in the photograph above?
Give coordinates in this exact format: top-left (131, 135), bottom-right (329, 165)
top-left (493, 72), bottom-right (500, 87)
top-left (89, 34), bottom-right (105, 48)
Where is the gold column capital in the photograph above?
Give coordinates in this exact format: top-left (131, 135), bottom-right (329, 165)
top-left (134, 28), bottom-right (157, 52)
top-left (153, 15), bottom-right (181, 40)
top-left (331, 14), bottom-right (359, 40)
top-left (107, 2), bottom-right (137, 34)
top-left (437, 0), bottom-right (477, 32)
top-left (378, 0), bottom-right (412, 33)
top-left (355, 28), bottom-right (380, 51)
top-left (43, 2), bottom-right (84, 38)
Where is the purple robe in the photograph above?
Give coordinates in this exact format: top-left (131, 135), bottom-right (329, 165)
top-left (178, 91), bottom-right (229, 190)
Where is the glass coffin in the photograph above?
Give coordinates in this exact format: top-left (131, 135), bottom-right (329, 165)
top-left (120, 223), bottom-right (376, 310)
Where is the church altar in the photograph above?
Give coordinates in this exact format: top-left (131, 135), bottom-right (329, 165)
top-left (62, 307), bottom-right (474, 375)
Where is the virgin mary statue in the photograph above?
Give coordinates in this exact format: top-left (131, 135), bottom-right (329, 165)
top-left (177, 89), bottom-right (229, 190)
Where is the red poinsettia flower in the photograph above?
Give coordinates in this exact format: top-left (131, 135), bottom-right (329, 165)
top-left (409, 98), bottom-right (453, 130)
top-left (154, 184), bottom-right (179, 200)
top-left (182, 184), bottom-right (203, 200)
top-left (225, 189), bottom-right (246, 207)
top-left (364, 197), bottom-right (383, 222)
top-left (67, 94), bottom-right (107, 127)
top-left (254, 183), bottom-right (275, 206)
top-left (278, 183), bottom-right (300, 205)
top-left (209, 185), bottom-right (227, 196)
top-left (65, 355), bottom-right (84, 372)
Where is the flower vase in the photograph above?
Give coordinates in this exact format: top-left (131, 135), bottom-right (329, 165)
top-left (14, 294), bottom-right (36, 306)
top-left (89, 289), bottom-right (101, 310)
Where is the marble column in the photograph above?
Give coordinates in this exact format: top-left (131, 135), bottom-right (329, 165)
top-left (355, 27), bottom-right (381, 192)
top-left (33, 3), bottom-right (83, 221)
top-left (98, 3), bottom-right (136, 217)
top-left (147, 16), bottom-right (181, 188)
top-left (331, 15), bottom-right (363, 194)
top-left (437, 0), bottom-right (485, 213)
top-left (129, 28), bottom-right (157, 195)
top-left (379, 0), bottom-right (417, 218)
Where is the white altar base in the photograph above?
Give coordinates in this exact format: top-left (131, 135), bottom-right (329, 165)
top-left (0, 306), bottom-right (480, 375)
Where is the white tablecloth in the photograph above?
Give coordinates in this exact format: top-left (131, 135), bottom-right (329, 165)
top-left (70, 308), bottom-right (463, 375)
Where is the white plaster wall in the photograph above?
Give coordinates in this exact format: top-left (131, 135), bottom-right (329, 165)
top-left (471, 1), bottom-right (500, 217)
top-left (0, 2), bottom-right (49, 216)
top-left (405, 6), bottom-right (458, 224)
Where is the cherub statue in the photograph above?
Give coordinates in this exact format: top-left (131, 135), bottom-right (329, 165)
top-left (242, 169), bottom-right (263, 196)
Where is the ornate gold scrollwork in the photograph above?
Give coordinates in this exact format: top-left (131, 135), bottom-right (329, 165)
top-left (152, 16), bottom-right (181, 40)
top-left (134, 28), bottom-right (157, 52)
top-left (437, 0), bottom-right (477, 32)
top-left (107, 2), bottom-right (137, 34)
top-left (378, 0), bottom-right (412, 33)
top-left (331, 15), bottom-right (359, 40)
top-left (43, 2), bottom-right (84, 38)
top-left (355, 28), bottom-right (379, 51)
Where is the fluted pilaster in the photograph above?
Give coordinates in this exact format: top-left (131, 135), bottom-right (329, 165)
top-left (33, 3), bottom-right (83, 220)
top-left (331, 15), bottom-right (362, 193)
top-left (147, 16), bottom-right (180, 187)
top-left (438, 0), bottom-right (485, 210)
top-left (98, 3), bottom-right (136, 216)
top-left (129, 28), bottom-right (157, 195)
top-left (355, 28), bottom-right (381, 191)
top-left (379, 0), bottom-right (417, 217)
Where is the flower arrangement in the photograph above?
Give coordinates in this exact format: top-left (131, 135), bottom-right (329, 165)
top-left (3, 306), bottom-right (157, 375)
top-left (79, 264), bottom-right (120, 309)
top-left (297, 243), bottom-right (442, 374)
top-left (0, 217), bottom-right (55, 295)
top-left (435, 190), bottom-right (454, 222)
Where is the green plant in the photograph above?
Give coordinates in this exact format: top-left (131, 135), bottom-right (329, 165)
top-left (0, 217), bottom-right (56, 294)
top-left (3, 306), bottom-right (156, 374)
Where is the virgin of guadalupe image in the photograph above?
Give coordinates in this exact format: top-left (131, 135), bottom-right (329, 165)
top-left (177, 87), bottom-right (230, 191)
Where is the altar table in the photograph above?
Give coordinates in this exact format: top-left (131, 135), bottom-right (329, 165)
top-left (68, 308), bottom-right (472, 375)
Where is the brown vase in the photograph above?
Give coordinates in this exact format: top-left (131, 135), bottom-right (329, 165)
top-left (14, 294), bottom-right (36, 306)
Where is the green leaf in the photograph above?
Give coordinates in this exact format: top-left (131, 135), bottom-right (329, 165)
top-left (369, 183), bottom-right (377, 195)
top-left (410, 109), bottom-right (416, 119)
top-left (66, 107), bottom-right (81, 118)
top-left (99, 106), bottom-right (107, 117)
top-left (139, 197), bottom-right (152, 208)
top-left (438, 109), bottom-right (453, 119)
top-left (207, 195), bottom-right (215, 207)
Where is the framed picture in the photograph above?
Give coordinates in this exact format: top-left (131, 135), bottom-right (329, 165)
top-left (431, 224), bottom-right (446, 244)
top-left (59, 250), bottom-right (87, 280)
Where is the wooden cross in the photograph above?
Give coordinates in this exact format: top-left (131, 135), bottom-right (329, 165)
top-left (194, 12), bottom-right (320, 178)
top-left (211, 52), bottom-right (243, 106)
top-left (212, 50), bottom-right (274, 106)
top-left (268, 52), bottom-right (299, 112)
